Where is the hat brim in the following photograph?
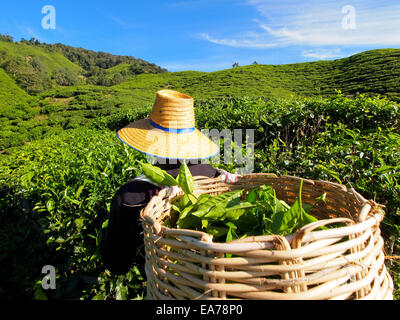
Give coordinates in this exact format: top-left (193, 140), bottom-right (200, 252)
top-left (117, 118), bottom-right (220, 160)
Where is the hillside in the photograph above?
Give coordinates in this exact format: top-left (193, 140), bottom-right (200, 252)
top-left (0, 39), bottom-right (85, 94)
top-left (113, 49), bottom-right (400, 101)
top-left (2, 35), bottom-right (400, 101)
top-left (2, 44), bottom-right (400, 150)
top-left (0, 35), bottom-right (167, 94)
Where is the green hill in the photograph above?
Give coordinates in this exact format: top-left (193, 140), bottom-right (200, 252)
top-left (2, 33), bottom-right (400, 101)
top-left (0, 35), bottom-right (167, 95)
top-left (0, 39), bottom-right (85, 94)
top-left (113, 48), bottom-right (400, 101)
top-left (2, 40), bottom-right (400, 150)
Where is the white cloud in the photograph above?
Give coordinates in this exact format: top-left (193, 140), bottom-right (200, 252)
top-left (202, 0), bottom-right (400, 48)
top-left (201, 33), bottom-right (277, 49)
top-left (260, 25), bottom-right (304, 42)
top-left (302, 49), bottom-right (343, 60)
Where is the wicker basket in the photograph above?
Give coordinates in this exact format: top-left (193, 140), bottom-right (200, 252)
top-left (141, 173), bottom-right (394, 300)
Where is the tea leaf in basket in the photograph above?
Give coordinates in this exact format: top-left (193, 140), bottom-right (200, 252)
top-left (139, 161), bottom-right (178, 186)
top-left (194, 193), bottom-right (212, 204)
top-left (177, 161), bottom-right (195, 195)
top-left (176, 212), bottom-right (201, 229)
top-left (177, 203), bottom-right (196, 223)
top-left (226, 226), bottom-right (239, 243)
top-left (225, 221), bottom-right (238, 230)
top-left (257, 185), bottom-right (290, 215)
top-left (271, 201), bottom-right (298, 235)
top-left (222, 201), bottom-right (256, 220)
top-left (205, 225), bottom-right (229, 237)
top-left (233, 210), bottom-right (262, 235)
top-left (225, 222), bottom-right (239, 257)
top-left (303, 192), bottom-right (327, 214)
top-left (271, 180), bottom-right (320, 235)
top-left (191, 190), bottom-right (243, 218)
top-left (171, 203), bottom-right (181, 213)
top-left (271, 179), bottom-right (308, 235)
top-left (176, 194), bottom-right (208, 223)
top-left (178, 193), bottom-right (197, 211)
top-left (299, 210), bottom-right (318, 227)
top-left (246, 187), bottom-right (258, 203)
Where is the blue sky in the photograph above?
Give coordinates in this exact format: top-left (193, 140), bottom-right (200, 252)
top-left (1, 0), bottom-right (400, 71)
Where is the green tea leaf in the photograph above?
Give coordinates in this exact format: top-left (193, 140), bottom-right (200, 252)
top-left (271, 200), bottom-right (300, 235)
top-left (171, 203), bottom-right (181, 213)
top-left (101, 219), bottom-right (109, 229)
top-left (316, 164), bottom-right (342, 184)
top-left (75, 218), bottom-right (85, 231)
top-left (275, 199), bottom-right (290, 212)
top-left (222, 201), bottom-right (256, 220)
top-left (191, 190), bottom-right (243, 218)
top-left (177, 213), bottom-right (201, 229)
top-left (179, 193), bottom-right (197, 209)
top-left (139, 162), bottom-right (178, 186)
top-left (225, 221), bottom-right (237, 230)
top-left (246, 188), bottom-right (258, 203)
top-left (233, 210), bottom-right (260, 234)
top-left (177, 161), bottom-right (195, 195)
top-left (75, 179), bottom-right (88, 199)
top-left (46, 199), bottom-right (55, 212)
top-left (226, 228), bottom-right (233, 243)
top-left (205, 225), bottom-right (229, 237)
top-left (299, 211), bottom-right (318, 227)
top-left (271, 180), bottom-right (304, 235)
top-left (226, 223), bottom-right (239, 244)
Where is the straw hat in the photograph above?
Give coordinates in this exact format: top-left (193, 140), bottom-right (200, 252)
top-left (117, 89), bottom-right (220, 160)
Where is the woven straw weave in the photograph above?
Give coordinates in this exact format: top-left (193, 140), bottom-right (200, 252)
top-left (140, 173), bottom-right (394, 300)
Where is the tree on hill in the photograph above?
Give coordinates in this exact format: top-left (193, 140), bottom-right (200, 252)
top-left (47, 43), bottom-right (168, 74)
top-left (129, 64), bottom-right (145, 75)
top-left (2, 55), bottom-right (51, 94)
top-left (0, 49), bottom-right (8, 63)
top-left (51, 67), bottom-right (79, 86)
top-left (232, 62), bottom-right (239, 68)
top-left (0, 33), bottom-right (13, 42)
top-left (112, 73), bottom-right (124, 85)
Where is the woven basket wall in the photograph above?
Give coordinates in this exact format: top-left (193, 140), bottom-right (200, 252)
top-left (140, 173), bottom-right (394, 300)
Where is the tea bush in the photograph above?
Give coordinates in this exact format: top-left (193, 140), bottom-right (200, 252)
top-left (0, 129), bottom-right (147, 299)
top-left (1, 93), bottom-right (399, 300)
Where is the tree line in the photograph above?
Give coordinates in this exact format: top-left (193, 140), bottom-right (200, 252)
top-left (0, 33), bottom-right (168, 93)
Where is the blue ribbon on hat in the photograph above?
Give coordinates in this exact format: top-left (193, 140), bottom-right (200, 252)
top-left (149, 119), bottom-right (195, 134)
